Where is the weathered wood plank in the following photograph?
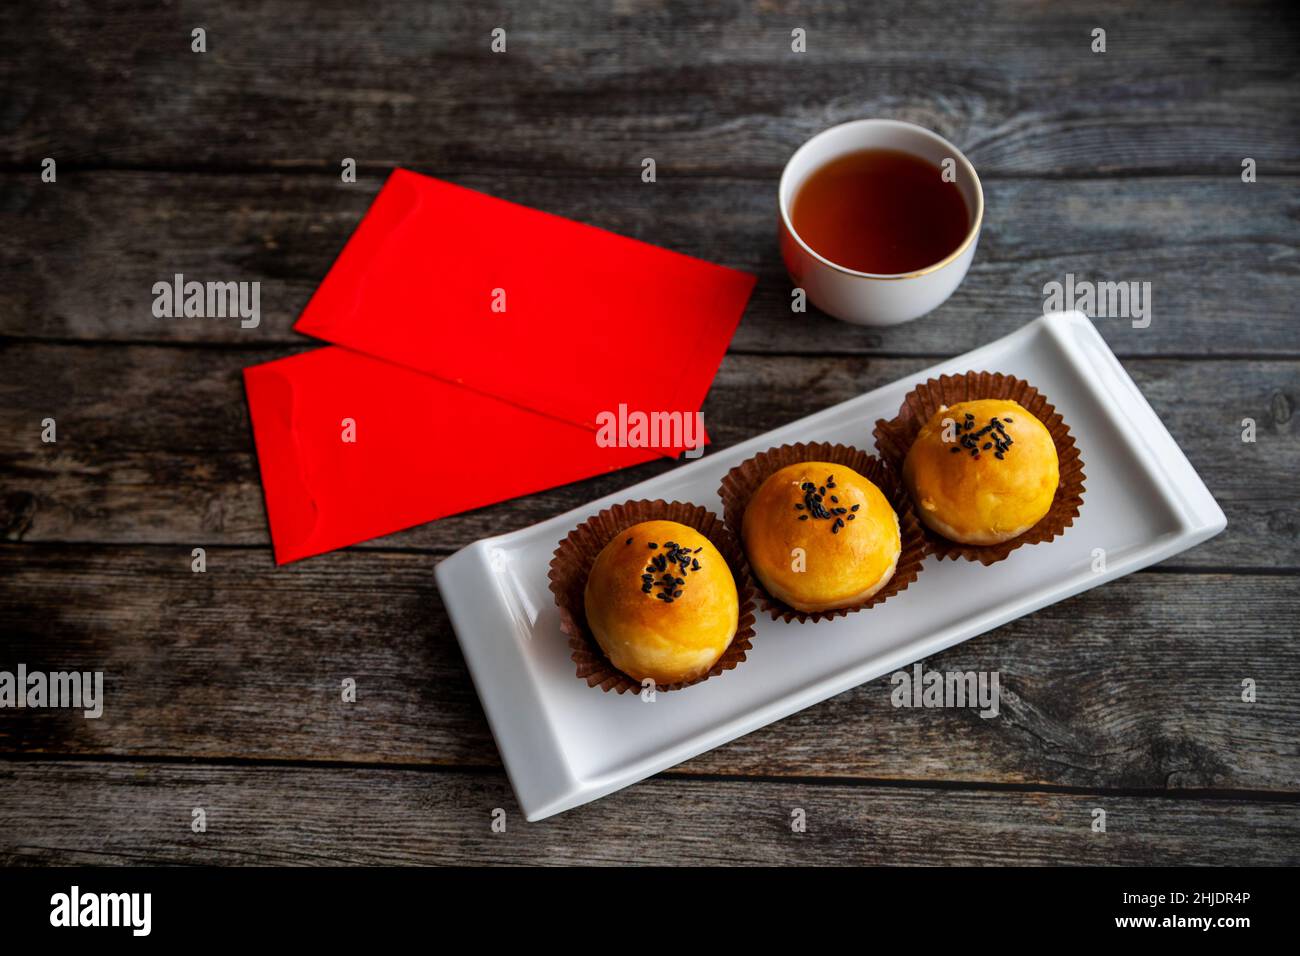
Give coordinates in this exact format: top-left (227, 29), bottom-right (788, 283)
top-left (1, 545), bottom-right (1296, 793)
top-left (0, 0), bottom-right (1294, 866)
top-left (1, 760), bottom-right (1296, 865)
top-left (3, 171), bottom-right (1297, 356)
top-left (1, 345), bottom-right (1294, 566)
top-left (3, 1), bottom-right (1296, 176)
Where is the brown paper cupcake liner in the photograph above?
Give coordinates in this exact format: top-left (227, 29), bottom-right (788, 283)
top-left (547, 499), bottom-right (758, 694)
top-left (872, 370), bottom-right (1086, 565)
top-left (718, 442), bottom-right (928, 624)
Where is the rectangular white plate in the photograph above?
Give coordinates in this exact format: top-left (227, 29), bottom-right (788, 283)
top-left (435, 312), bottom-right (1226, 821)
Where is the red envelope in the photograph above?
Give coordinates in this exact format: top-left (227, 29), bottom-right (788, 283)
top-left (295, 169), bottom-right (756, 438)
top-left (244, 347), bottom-right (667, 564)
top-left (247, 170), bottom-right (756, 562)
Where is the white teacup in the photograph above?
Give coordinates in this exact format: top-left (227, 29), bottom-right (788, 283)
top-left (778, 119), bottom-right (984, 326)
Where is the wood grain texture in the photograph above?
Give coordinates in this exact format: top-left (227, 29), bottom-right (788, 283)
top-left (1, 544), bottom-right (1296, 793)
top-left (3, 1), bottom-right (1297, 177)
top-left (1, 344), bottom-right (1294, 566)
top-left (1, 760), bottom-right (1296, 866)
top-left (1, 0), bottom-right (1298, 865)
top-left (3, 171), bottom-right (1297, 356)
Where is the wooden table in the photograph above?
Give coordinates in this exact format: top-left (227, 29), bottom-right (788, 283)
top-left (1, 0), bottom-right (1297, 865)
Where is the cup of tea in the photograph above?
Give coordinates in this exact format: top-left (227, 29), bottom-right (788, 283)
top-left (778, 119), bottom-right (984, 326)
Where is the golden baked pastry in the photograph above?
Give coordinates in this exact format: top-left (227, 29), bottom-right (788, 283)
top-left (902, 398), bottom-right (1059, 545)
top-left (741, 462), bottom-right (901, 613)
top-left (583, 520), bottom-right (739, 685)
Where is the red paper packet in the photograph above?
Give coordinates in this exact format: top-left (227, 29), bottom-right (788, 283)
top-left (295, 169), bottom-right (756, 436)
top-left (244, 347), bottom-right (666, 564)
top-left (247, 170), bottom-right (757, 562)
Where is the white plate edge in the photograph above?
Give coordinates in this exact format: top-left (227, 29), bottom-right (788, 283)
top-left (437, 311), bottom-right (1228, 821)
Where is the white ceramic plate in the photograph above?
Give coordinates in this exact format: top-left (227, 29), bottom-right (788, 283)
top-left (435, 312), bottom-right (1225, 821)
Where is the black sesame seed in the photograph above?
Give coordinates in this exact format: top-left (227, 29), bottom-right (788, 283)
top-left (647, 542), bottom-right (657, 549)
top-left (673, 590), bottom-right (682, 597)
top-left (794, 503), bottom-right (804, 510)
top-left (625, 537), bottom-right (632, 545)
top-left (798, 515), bottom-right (808, 521)
top-left (951, 447), bottom-right (961, 454)
top-left (983, 442), bottom-right (992, 450)
top-left (847, 514), bottom-right (856, 520)
top-left (995, 452), bottom-right (1004, 459)
top-left (851, 504), bottom-right (860, 511)
top-left (830, 496), bottom-right (838, 503)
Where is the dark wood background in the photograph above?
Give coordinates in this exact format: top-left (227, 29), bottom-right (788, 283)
top-left (1, 0), bottom-right (1297, 865)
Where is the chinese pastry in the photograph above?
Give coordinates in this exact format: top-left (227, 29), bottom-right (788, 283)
top-left (741, 462), bottom-right (901, 613)
top-left (583, 520), bottom-right (739, 685)
top-left (902, 398), bottom-right (1059, 545)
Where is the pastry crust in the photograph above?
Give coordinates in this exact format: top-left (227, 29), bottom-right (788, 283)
top-left (902, 399), bottom-right (1059, 546)
top-left (741, 462), bottom-right (901, 613)
top-left (583, 520), bottom-right (738, 685)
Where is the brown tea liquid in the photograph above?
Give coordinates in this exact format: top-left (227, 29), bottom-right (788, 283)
top-left (790, 148), bottom-right (970, 275)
